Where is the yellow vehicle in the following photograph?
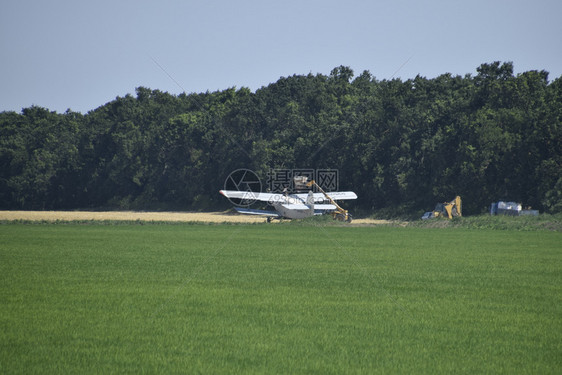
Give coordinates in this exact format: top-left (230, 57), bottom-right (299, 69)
top-left (422, 196), bottom-right (462, 220)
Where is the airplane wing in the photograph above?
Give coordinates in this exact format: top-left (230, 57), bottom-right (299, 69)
top-left (234, 207), bottom-right (280, 217)
top-left (220, 190), bottom-right (285, 203)
top-left (313, 204), bottom-right (337, 210)
top-left (325, 191), bottom-right (357, 200)
top-left (294, 191), bottom-right (357, 202)
top-left (221, 189), bottom-right (356, 203)
top-left (279, 203), bottom-right (312, 210)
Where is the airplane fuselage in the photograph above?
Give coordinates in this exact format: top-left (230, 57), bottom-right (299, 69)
top-left (273, 203), bottom-right (314, 219)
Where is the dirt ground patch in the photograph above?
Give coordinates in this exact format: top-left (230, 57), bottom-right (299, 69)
top-left (0, 211), bottom-right (264, 223)
top-left (0, 211), bottom-right (396, 225)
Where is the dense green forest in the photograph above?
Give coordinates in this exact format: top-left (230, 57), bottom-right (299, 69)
top-left (1, 62), bottom-right (561, 215)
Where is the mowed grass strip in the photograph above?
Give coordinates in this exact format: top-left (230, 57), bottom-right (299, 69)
top-left (0, 223), bottom-right (560, 374)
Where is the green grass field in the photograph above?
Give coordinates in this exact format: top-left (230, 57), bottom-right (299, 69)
top-left (1, 222), bottom-right (560, 374)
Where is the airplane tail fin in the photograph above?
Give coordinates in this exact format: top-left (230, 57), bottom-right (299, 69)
top-left (306, 191), bottom-right (315, 207)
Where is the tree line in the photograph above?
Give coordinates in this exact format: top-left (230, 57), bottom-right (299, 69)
top-left (1, 62), bottom-right (561, 215)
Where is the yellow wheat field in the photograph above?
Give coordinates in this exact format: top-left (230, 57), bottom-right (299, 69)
top-left (0, 211), bottom-right (392, 225)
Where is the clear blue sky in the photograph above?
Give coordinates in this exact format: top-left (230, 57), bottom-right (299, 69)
top-left (2, 0), bottom-right (561, 114)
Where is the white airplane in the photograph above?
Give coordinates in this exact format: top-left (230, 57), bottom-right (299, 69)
top-left (219, 179), bottom-right (357, 222)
